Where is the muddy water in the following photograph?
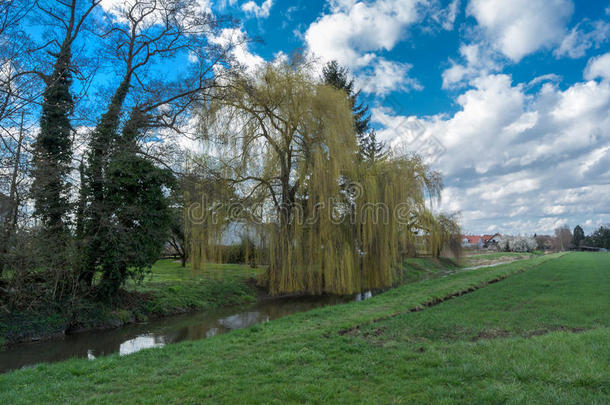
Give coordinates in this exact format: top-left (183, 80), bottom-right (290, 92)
top-left (0, 293), bottom-right (373, 374)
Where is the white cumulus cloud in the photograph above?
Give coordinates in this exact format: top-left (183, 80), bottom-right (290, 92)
top-left (210, 28), bottom-right (264, 72)
top-left (241, 0), bottom-right (274, 19)
top-left (356, 59), bottom-right (422, 95)
top-left (467, 0), bottom-right (574, 62)
top-left (584, 52), bottom-right (610, 82)
top-left (304, 0), bottom-right (451, 95)
top-left (555, 20), bottom-right (610, 59)
top-left (305, 0), bottom-right (422, 68)
top-left (374, 70), bottom-right (610, 234)
top-left (442, 43), bottom-right (502, 88)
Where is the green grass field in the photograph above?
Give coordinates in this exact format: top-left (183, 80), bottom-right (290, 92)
top-left (133, 260), bottom-right (264, 285)
top-left (2, 252), bottom-right (607, 404)
top-left (361, 252), bottom-right (609, 343)
top-left (126, 260), bottom-right (263, 316)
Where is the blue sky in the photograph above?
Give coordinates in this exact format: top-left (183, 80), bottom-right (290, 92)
top-left (96, 0), bottom-right (610, 236)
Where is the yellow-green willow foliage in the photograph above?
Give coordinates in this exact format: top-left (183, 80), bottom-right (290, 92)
top-left (188, 61), bottom-right (460, 295)
top-left (351, 154), bottom-right (448, 290)
top-left (183, 165), bottom-right (238, 270)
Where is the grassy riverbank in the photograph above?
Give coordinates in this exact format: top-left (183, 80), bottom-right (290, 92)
top-left (3, 252), bottom-right (607, 403)
top-left (0, 261), bottom-right (262, 345)
top-left (399, 251), bottom-right (539, 282)
top-left (461, 251), bottom-right (543, 267)
top-left (124, 260), bottom-right (263, 316)
top-left (0, 252), bottom-right (527, 345)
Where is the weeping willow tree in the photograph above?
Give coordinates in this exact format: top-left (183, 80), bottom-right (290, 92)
top-left (189, 61), bottom-right (460, 295)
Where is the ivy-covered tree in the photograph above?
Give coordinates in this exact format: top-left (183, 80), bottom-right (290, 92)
top-left (94, 109), bottom-right (174, 300)
top-left (30, 37), bottom-right (74, 246)
top-left (29, 1), bottom-right (100, 289)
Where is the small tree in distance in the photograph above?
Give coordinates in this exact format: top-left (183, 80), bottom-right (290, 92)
top-left (572, 225), bottom-right (585, 249)
top-left (553, 226), bottom-right (572, 251)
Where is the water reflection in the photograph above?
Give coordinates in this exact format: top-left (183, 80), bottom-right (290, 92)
top-left (355, 291), bottom-right (372, 301)
top-left (0, 292), bottom-right (374, 373)
top-left (119, 335), bottom-right (165, 356)
top-left (206, 328), bottom-right (219, 338)
top-left (219, 311), bottom-right (268, 329)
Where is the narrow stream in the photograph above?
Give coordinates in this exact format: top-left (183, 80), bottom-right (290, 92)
top-left (0, 292), bottom-right (373, 374)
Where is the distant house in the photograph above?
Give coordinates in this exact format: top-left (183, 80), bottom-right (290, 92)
top-left (462, 233), bottom-right (502, 249)
top-left (482, 233), bottom-right (502, 249)
top-left (462, 235), bottom-right (483, 249)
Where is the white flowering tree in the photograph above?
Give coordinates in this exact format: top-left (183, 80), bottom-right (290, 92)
top-left (496, 236), bottom-right (538, 252)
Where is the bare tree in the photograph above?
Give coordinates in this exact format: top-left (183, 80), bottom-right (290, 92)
top-left (0, 2), bottom-right (40, 275)
top-left (0, 1), bottom-right (37, 126)
top-left (0, 112), bottom-right (33, 273)
top-left (553, 225), bottom-right (572, 251)
top-left (0, 1), bottom-right (38, 191)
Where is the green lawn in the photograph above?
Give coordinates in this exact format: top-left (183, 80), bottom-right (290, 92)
top-left (125, 260), bottom-right (264, 315)
top-left (2, 252), bottom-right (607, 403)
top-left (360, 252), bottom-right (610, 341)
top-left (133, 260), bottom-right (264, 285)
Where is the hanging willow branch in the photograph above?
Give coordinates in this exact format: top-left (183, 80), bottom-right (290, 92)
top-left (188, 61), bottom-right (461, 296)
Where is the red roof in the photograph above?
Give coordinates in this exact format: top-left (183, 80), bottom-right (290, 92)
top-left (463, 235), bottom-right (481, 243)
top-left (482, 233), bottom-right (502, 242)
top-left (463, 234), bottom-right (502, 244)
